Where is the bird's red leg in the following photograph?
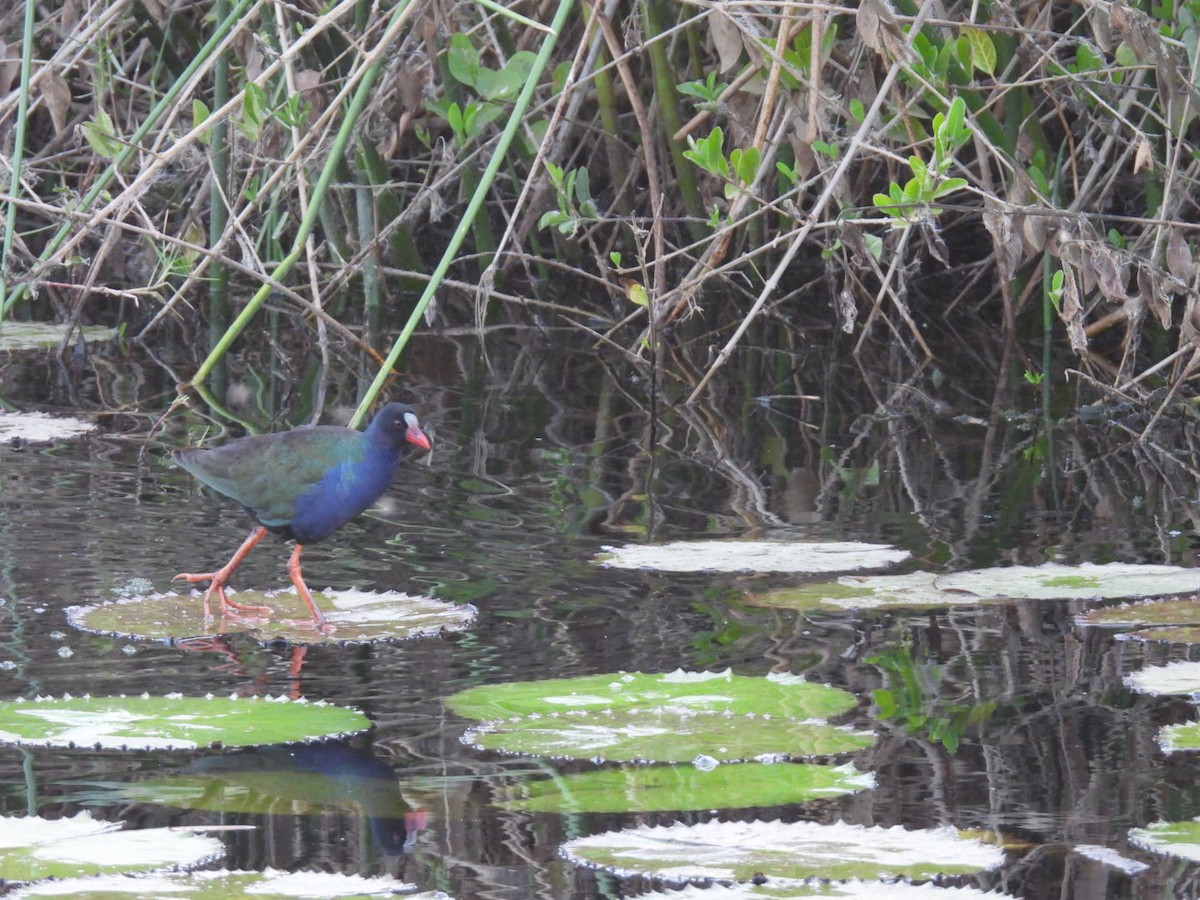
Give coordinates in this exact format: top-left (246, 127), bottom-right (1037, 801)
top-left (286, 543), bottom-right (331, 631)
top-left (174, 526), bottom-right (274, 618)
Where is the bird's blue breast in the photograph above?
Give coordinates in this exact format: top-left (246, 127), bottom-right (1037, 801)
top-left (287, 450), bottom-right (399, 543)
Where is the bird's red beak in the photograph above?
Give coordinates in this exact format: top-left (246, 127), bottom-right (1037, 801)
top-left (406, 424), bottom-right (431, 451)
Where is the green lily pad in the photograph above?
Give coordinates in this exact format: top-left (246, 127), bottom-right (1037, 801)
top-left (596, 540), bottom-right (909, 573)
top-left (1129, 817), bottom-right (1200, 861)
top-left (936, 562), bottom-right (1199, 600)
top-left (1124, 661), bottom-right (1200, 696)
top-left (1158, 723), bottom-right (1200, 753)
top-left (464, 708), bottom-right (873, 763)
top-left (0, 411), bottom-right (96, 443)
top-left (755, 563), bottom-right (1200, 612)
top-left (628, 882), bottom-right (1007, 898)
top-left (0, 321), bottom-right (118, 351)
top-left (1079, 597), bottom-right (1200, 628)
top-left (1117, 626), bottom-right (1200, 644)
top-left (496, 762), bottom-right (873, 813)
top-left (67, 590), bottom-right (476, 645)
top-left (9, 868), bottom-right (430, 898)
top-left (0, 811), bottom-right (223, 883)
top-left (446, 670), bottom-right (858, 722)
top-left (752, 571), bottom-right (949, 611)
top-left (0, 695), bottom-right (370, 750)
top-left (561, 819), bottom-right (1005, 883)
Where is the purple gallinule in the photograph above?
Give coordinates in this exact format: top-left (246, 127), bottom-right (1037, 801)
top-left (173, 402), bottom-right (431, 628)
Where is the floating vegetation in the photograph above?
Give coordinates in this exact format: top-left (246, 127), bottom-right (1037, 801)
top-left (68, 589), bottom-right (477, 645)
top-left (596, 540), bottom-right (910, 573)
top-left (0, 411), bottom-right (96, 443)
top-left (561, 819), bottom-right (1005, 883)
top-left (463, 707), bottom-right (873, 764)
top-left (494, 761), bottom-right (873, 814)
top-left (9, 868), bottom-right (430, 898)
top-left (1130, 818), bottom-right (1200, 862)
top-left (0, 695), bottom-right (370, 750)
top-left (0, 322), bottom-right (118, 352)
top-left (446, 670), bottom-right (858, 722)
top-left (755, 563), bottom-right (1200, 611)
top-left (0, 811), bottom-right (223, 883)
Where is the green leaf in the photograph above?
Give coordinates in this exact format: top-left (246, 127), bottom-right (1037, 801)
top-left (864, 232), bottom-right (884, 258)
top-left (81, 108), bottom-right (119, 159)
top-left (0, 812), bottom-right (223, 883)
top-left (1132, 817), bottom-right (1200, 857)
top-left (13, 869), bottom-right (414, 897)
top-left (873, 192), bottom-right (896, 211)
top-left (0, 694), bottom-right (372, 749)
top-left (848, 98), bottom-right (865, 122)
top-left (931, 176), bottom-right (968, 198)
top-left (597, 539), bottom-right (908, 573)
top-left (538, 209), bottom-right (574, 234)
top-left (625, 281), bottom-right (649, 307)
top-left (1115, 40), bottom-right (1140, 66)
top-left (489, 50), bottom-right (537, 101)
top-left (563, 820), bottom-right (1005, 883)
top-left (755, 561), bottom-right (1200, 613)
top-left (191, 99), bottom-right (210, 145)
top-left (447, 32), bottom-right (481, 89)
top-left (731, 145), bottom-right (760, 183)
top-left (68, 589), bottom-right (476, 645)
top-left (242, 82), bottom-right (268, 135)
top-left (811, 140), bottom-right (839, 159)
top-left (275, 94), bottom-right (308, 127)
top-left (962, 26), bottom-right (997, 75)
top-left (683, 127), bottom-right (729, 178)
top-left (496, 762), bottom-right (873, 814)
top-left (573, 165), bottom-right (592, 204)
top-left (446, 669), bottom-right (859, 721)
top-left (464, 707), bottom-right (874, 762)
top-left (0, 321), bottom-right (117, 355)
top-left (1075, 43), bottom-right (1103, 72)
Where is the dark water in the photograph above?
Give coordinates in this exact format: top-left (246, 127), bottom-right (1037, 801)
top-left (3, 325), bottom-right (1200, 898)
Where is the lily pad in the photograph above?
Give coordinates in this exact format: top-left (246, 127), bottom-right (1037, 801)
top-left (1124, 661), bottom-right (1200, 696)
top-left (1129, 817), bottom-right (1200, 861)
top-left (1073, 844), bottom-right (1148, 875)
top-left (561, 819), bottom-right (1005, 883)
top-left (936, 562), bottom-right (1199, 600)
top-left (596, 540), bottom-right (909, 573)
top-left (1158, 723), bottom-right (1200, 753)
top-left (495, 762), bottom-right (873, 813)
top-left (0, 811), bottom-right (222, 883)
top-left (10, 868), bottom-right (430, 898)
top-left (0, 694), bottom-right (370, 750)
top-left (463, 708), bottom-right (873, 763)
top-left (629, 882), bottom-right (1006, 898)
top-left (0, 411), bottom-right (96, 443)
top-left (0, 321), bottom-right (118, 351)
top-left (1116, 626), bottom-right (1200, 644)
top-left (752, 571), bottom-right (950, 611)
top-left (446, 670), bottom-right (858, 722)
top-left (755, 563), bottom-right (1200, 612)
top-left (1079, 597), bottom-right (1200, 628)
top-left (67, 590), bottom-right (476, 645)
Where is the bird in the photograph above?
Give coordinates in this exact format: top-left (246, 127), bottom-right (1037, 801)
top-left (172, 402), bottom-right (431, 630)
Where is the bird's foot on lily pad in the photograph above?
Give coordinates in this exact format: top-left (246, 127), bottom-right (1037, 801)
top-left (172, 572), bottom-right (274, 618)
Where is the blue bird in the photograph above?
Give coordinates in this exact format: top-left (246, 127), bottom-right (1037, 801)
top-left (173, 402), bottom-right (431, 628)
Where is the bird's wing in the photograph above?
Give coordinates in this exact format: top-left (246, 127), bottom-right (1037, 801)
top-left (175, 427), bottom-right (363, 526)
